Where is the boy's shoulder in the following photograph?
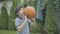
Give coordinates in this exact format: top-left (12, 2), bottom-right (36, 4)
top-left (15, 18), bottom-right (20, 21)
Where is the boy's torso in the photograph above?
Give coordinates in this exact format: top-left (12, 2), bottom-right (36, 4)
top-left (15, 17), bottom-right (30, 34)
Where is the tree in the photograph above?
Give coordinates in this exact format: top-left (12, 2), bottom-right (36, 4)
top-left (9, 0), bottom-right (17, 30)
top-left (55, 0), bottom-right (60, 34)
top-left (9, 0), bottom-right (18, 30)
top-left (0, 6), bottom-right (9, 30)
top-left (44, 0), bottom-right (58, 34)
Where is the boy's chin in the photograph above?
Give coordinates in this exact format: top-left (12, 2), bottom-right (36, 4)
top-left (19, 16), bottom-right (25, 19)
top-left (21, 16), bottom-right (24, 18)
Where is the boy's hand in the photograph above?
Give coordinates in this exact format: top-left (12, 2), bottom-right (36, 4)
top-left (23, 15), bottom-right (28, 21)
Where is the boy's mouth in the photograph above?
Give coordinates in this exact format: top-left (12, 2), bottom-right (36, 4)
top-left (19, 15), bottom-right (24, 19)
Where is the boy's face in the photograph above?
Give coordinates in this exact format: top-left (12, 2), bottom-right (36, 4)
top-left (18, 8), bottom-right (24, 18)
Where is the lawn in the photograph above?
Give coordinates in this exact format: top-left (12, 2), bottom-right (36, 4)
top-left (0, 30), bottom-right (40, 34)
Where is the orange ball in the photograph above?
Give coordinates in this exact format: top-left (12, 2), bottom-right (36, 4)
top-left (23, 6), bottom-right (36, 19)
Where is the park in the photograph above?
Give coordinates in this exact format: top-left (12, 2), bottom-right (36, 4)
top-left (0, 0), bottom-right (60, 34)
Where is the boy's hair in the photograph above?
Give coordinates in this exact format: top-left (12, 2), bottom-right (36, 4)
top-left (14, 6), bottom-right (23, 16)
top-left (14, 5), bottom-right (27, 16)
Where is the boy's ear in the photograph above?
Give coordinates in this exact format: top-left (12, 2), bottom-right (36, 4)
top-left (16, 13), bottom-right (19, 15)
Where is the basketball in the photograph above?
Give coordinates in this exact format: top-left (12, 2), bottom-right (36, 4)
top-left (23, 6), bottom-right (36, 19)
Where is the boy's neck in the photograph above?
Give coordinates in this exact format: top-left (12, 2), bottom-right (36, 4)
top-left (17, 16), bottom-right (22, 19)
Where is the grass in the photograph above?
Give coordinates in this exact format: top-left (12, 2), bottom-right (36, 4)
top-left (0, 30), bottom-right (40, 34)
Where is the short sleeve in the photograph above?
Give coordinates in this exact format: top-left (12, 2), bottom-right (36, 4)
top-left (15, 18), bottom-right (21, 27)
top-left (28, 19), bottom-right (31, 25)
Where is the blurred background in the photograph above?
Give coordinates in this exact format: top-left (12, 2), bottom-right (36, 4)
top-left (0, 0), bottom-right (60, 34)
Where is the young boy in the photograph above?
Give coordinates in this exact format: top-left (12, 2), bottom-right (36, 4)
top-left (15, 6), bottom-right (36, 34)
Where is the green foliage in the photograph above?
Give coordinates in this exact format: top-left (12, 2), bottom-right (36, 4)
top-left (31, 1), bottom-right (37, 9)
top-left (44, 0), bottom-right (57, 34)
top-left (0, 7), bottom-right (9, 30)
top-left (9, 0), bottom-right (18, 30)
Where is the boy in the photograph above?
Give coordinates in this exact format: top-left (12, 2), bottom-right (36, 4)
top-left (15, 6), bottom-right (36, 34)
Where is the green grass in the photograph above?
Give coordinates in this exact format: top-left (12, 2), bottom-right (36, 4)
top-left (0, 30), bottom-right (40, 34)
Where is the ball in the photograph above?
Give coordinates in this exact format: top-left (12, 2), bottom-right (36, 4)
top-left (23, 6), bottom-right (36, 19)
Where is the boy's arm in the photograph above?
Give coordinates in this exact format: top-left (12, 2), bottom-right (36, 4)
top-left (16, 16), bottom-right (28, 32)
top-left (30, 17), bottom-right (36, 28)
top-left (33, 17), bottom-right (36, 28)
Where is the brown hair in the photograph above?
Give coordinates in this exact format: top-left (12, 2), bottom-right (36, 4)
top-left (14, 6), bottom-right (23, 16)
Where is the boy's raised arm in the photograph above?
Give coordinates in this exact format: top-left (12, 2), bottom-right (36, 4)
top-left (16, 16), bottom-right (28, 32)
top-left (30, 17), bottom-right (36, 28)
